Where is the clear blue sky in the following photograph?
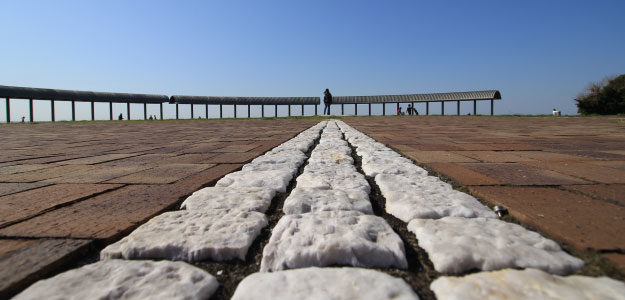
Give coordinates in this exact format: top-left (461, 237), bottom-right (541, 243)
top-left (1, 0), bottom-right (624, 120)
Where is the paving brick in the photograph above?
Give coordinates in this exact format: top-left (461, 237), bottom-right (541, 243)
top-left (402, 151), bottom-right (478, 163)
top-left (211, 143), bottom-right (260, 153)
top-left (522, 161), bottom-right (625, 184)
top-left (0, 184), bottom-right (192, 241)
top-left (54, 153), bottom-right (140, 165)
top-left (511, 151), bottom-right (590, 161)
top-left (0, 164), bottom-right (55, 175)
top-left (589, 160), bottom-right (625, 170)
top-left (601, 253), bottom-right (625, 271)
top-left (0, 184), bottom-right (122, 228)
top-left (0, 183), bottom-right (50, 197)
top-left (205, 152), bottom-right (264, 163)
top-left (427, 162), bottom-right (501, 185)
top-left (106, 164), bottom-right (214, 184)
top-left (462, 163), bottom-right (590, 185)
top-left (160, 153), bottom-right (218, 164)
top-left (0, 239), bottom-right (92, 299)
top-left (173, 163), bottom-right (243, 194)
top-left (41, 166), bottom-right (152, 184)
top-left (2, 165), bottom-right (100, 183)
top-left (562, 184), bottom-right (625, 206)
top-left (468, 186), bottom-right (625, 251)
top-left (453, 151), bottom-right (535, 163)
top-left (99, 154), bottom-right (178, 166)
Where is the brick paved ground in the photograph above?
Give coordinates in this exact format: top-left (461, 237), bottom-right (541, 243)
top-left (2, 116), bottom-right (625, 298)
top-left (0, 119), bottom-right (316, 298)
top-left (343, 115), bottom-right (625, 271)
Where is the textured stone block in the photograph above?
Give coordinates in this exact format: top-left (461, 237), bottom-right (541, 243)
top-left (261, 211), bottom-right (407, 271)
top-left (181, 186), bottom-right (275, 213)
top-left (283, 187), bottom-right (372, 215)
top-left (408, 217), bottom-right (584, 275)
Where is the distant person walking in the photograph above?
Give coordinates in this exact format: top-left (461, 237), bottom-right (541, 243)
top-left (407, 104), bottom-right (413, 115)
top-left (118, 113), bottom-right (123, 120)
top-left (323, 89), bottom-right (332, 115)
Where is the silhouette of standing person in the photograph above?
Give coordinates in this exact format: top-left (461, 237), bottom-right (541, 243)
top-left (118, 113), bottom-right (123, 120)
top-left (323, 89), bottom-right (332, 115)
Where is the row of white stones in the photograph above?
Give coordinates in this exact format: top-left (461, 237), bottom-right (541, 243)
top-left (335, 120), bottom-right (625, 300)
top-left (232, 120), bottom-right (420, 300)
top-left (14, 122), bottom-right (328, 300)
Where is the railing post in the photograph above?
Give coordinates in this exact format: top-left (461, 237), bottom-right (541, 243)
top-left (91, 101), bottom-right (95, 121)
top-left (382, 103), bottom-right (385, 116)
top-left (288, 105), bottom-right (291, 117)
top-left (396, 103), bottom-right (399, 115)
top-left (412, 102), bottom-right (414, 115)
top-left (205, 104), bottom-right (208, 119)
top-left (248, 104), bottom-right (250, 118)
top-left (275, 104), bottom-right (277, 117)
top-left (71, 100), bottom-right (76, 121)
top-left (491, 99), bottom-right (494, 115)
top-left (355, 104), bottom-right (357, 116)
top-left (160, 103), bottom-right (163, 120)
top-left (29, 99), bottom-right (34, 122)
top-left (109, 101), bottom-right (112, 120)
top-left (234, 105), bottom-right (237, 118)
top-left (144, 103), bottom-right (147, 120)
top-left (441, 101), bottom-right (444, 115)
top-left (176, 103), bottom-right (179, 119)
top-left (220, 104), bottom-right (223, 118)
top-left (457, 100), bottom-right (460, 115)
top-left (191, 104), bottom-right (194, 119)
top-left (368, 103), bottom-right (371, 116)
top-left (301, 104), bottom-right (304, 116)
top-left (473, 100), bottom-right (476, 115)
top-left (315, 104), bottom-right (317, 116)
top-left (5, 98), bottom-right (9, 123)
top-left (127, 102), bottom-right (130, 120)
top-left (341, 103), bottom-right (344, 115)
top-left (426, 102), bottom-right (429, 115)
top-left (51, 100), bottom-right (55, 122)
top-left (262, 105), bottom-right (265, 117)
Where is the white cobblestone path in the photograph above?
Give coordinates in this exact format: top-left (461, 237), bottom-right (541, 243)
top-left (14, 120), bottom-right (625, 300)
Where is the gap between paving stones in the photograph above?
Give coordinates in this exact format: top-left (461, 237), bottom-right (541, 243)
top-left (344, 131), bottom-right (439, 300)
top-left (385, 139), bottom-right (625, 281)
top-left (189, 129), bottom-right (323, 300)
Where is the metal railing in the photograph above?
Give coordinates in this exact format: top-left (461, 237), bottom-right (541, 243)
top-left (1, 85), bottom-right (502, 122)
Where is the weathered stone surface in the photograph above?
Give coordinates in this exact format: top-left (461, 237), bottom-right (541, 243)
top-left (0, 239), bottom-right (92, 299)
top-left (462, 163), bottom-right (590, 185)
top-left (408, 217), bottom-right (584, 275)
top-left (376, 174), bottom-right (496, 221)
top-left (101, 209), bottom-right (267, 261)
top-left (297, 164), bottom-right (370, 194)
top-left (403, 151), bottom-right (479, 163)
top-left (283, 187), bottom-right (372, 215)
top-left (216, 169), bottom-right (294, 193)
top-left (261, 211), bottom-right (407, 272)
top-left (430, 268), bottom-right (625, 300)
top-left (14, 260), bottom-right (219, 300)
top-left (0, 182), bottom-right (49, 197)
top-left (361, 157), bottom-right (428, 177)
top-left (426, 162), bottom-right (501, 185)
top-left (242, 152), bottom-right (307, 171)
top-left (232, 267), bottom-right (419, 300)
top-left (181, 186), bottom-right (275, 213)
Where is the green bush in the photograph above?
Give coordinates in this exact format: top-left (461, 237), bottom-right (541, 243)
top-left (575, 74), bottom-right (625, 115)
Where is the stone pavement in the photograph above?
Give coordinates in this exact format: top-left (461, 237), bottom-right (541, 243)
top-left (0, 119), bottom-right (317, 298)
top-left (2, 116), bottom-right (625, 299)
top-left (343, 116), bottom-right (625, 270)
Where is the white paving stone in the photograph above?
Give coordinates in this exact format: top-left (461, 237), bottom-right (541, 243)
top-left (309, 150), bottom-right (354, 165)
top-left (101, 209), bottom-right (267, 261)
top-left (261, 211), bottom-right (407, 271)
top-left (180, 186), bottom-right (275, 213)
top-left (216, 169), bottom-right (294, 193)
top-left (242, 152), bottom-right (307, 172)
top-left (283, 187), bottom-right (373, 215)
top-left (14, 259), bottom-right (219, 300)
top-left (408, 217), bottom-right (584, 275)
top-left (376, 174), bottom-right (496, 221)
top-left (430, 268), bottom-right (625, 300)
top-left (362, 157), bottom-right (428, 177)
top-left (232, 267), bottom-right (419, 300)
top-left (296, 167), bottom-right (370, 194)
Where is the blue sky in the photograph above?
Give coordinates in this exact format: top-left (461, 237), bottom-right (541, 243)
top-left (1, 0), bottom-right (624, 120)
